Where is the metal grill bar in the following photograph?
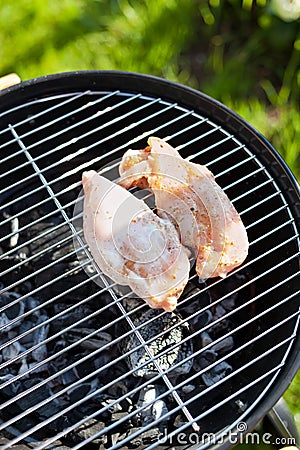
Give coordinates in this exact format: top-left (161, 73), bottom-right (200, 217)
top-left (0, 146), bottom-right (269, 245)
top-left (0, 102), bottom-right (256, 218)
top-left (80, 337), bottom-right (297, 450)
top-left (107, 309), bottom-right (299, 450)
top-left (188, 228), bottom-right (298, 287)
top-left (19, 331), bottom-right (299, 450)
top-left (0, 264), bottom-right (297, 415)
top-left (176, 123), bottom-right (223, 152)
top-left (0, 91), bottom-right (92, 122)
top-left (1, 92), bottom-right (150, 186)
top-left (0, 102), bottom-right (195, 204)
top-left (0, 166), bottom-right (276, 296)
top-left (0, 196), bottom-right (297, 342)
top-left (0, 181), bottom-right (298, 346)
top-left (2, 300), bottom-right (298, 450)
top-left (0, 156), bottom-right (298, 350)
top-left (0, 279), bottom-right (295, 418)
top-left (0, 90), bottom-right (118, 151)
top-left (0, 257), bottom-right (298, 441)
top-left (0, 172), bottom-right (287, 285)
top-left (0, 135), bottom-right (244, 230)
top-left (0, 160), bottom-right (272, 236)
top-left (119, 302), bottom-right (200, 431)
top-left (0, 244), bottom-right (78, 296)
top-left (0, 117), bottom-right (278, 301)
top-left (232, 179), bottom-right (272, 202)
top-left (0, 89), bottom-right (299, 450)
top-left (1, 266), bottom-right (298, 429)
top-left (6, 122), bottom-right (202, 433)
top-left (1, 211), bottom-right (297, 336)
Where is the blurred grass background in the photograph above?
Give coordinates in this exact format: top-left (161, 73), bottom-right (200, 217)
top-left (0, 0), bottom-right (299, 446)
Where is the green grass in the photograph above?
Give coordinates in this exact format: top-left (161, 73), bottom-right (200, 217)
top-left (0, 0), bottom-right (299, 445)
top-left (229, 98), bottom-right (300, 181)
top-left (1, 0), bottom-right (299, 180)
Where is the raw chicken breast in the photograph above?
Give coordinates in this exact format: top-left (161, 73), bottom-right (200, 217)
top-left (82, 170), bottom-right (190, 312)
top-left (119, 137), bottom-right (249, 279)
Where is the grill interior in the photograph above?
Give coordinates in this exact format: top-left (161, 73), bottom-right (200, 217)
top-left (0, 78), bottom-right (299, 450)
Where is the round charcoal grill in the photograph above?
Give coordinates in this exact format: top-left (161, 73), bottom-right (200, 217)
top-left (0, 71), bottom-right (299, 450)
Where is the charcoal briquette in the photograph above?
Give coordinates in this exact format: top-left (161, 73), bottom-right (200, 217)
top-left (0, 375), bottom-right (21, 398)
top-left (201, 361), bottom-right (233, 387)
top-left (126, 428), bottom-right (142, 448)
top-left (15, 378), bottom-right (53, 411)
top-left (68, 383), bottom-right (91, 403)
top-left (211, 335), bottom-right (234, 355)
top-left (141, 427), bottom-right (162, 444)
top-left (121, 309), bottom-right (193, 379)
top-left (74, 418), bottom-right (106, 444)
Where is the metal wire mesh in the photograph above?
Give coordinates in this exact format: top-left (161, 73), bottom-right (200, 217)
top-left (0, 89), bottom-right (299, 450)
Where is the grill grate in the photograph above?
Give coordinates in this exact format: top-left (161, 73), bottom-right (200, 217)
top-left (0, 85), bottom-right (299, 450)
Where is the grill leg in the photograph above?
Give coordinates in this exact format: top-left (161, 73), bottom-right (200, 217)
top-left (263, 398), bottom-right (299, 447)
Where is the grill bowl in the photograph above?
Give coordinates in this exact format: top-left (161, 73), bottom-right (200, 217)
top-left (0, 71), bottom-right (299, 450)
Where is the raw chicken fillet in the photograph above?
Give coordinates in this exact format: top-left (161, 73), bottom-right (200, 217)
top-left (82, 170), bottom-right (190, 312)
top-left (119, 137), bottom-right (249, 279)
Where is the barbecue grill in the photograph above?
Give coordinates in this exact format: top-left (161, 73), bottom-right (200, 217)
top-left (0, 71), bottom-right (299, 450)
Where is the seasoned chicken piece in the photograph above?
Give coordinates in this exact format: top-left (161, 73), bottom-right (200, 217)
top-left (119, 137), bottom-right (249, 279)
top-left (82, 170), bottom-right (190, 312)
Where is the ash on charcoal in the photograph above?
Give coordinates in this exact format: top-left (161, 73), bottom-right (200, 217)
top-left (201, 361), bottom-right (232, 387)
top-left (0, 374), bottom-right (21, 398)
top-left (211, 336), bottom-right (234, 355)
top-left (72, 418), bottom-right (106, 445)
top-left (0, 291), bottom-right (25, 331)
top-left (32, 315), bottom-right (49, 362)
top-left (120, 309), bottom-right (193, 379)
top-left (181, 384), bottom-right (195, 394)
top-left (2, 341), bottom-right (25, 361)
top-left (193, 349), bottom-right (218, 371)
top-left (135, 385), bottom-right (169, 427)
top-left (107, 380), bottom-right (128, 398)
top-left (189, 310), bottom-right (213, 334)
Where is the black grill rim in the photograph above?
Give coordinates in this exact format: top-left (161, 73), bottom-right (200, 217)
top-left (0, 69), bottom-right (299, 448)
top-left (0, 70), bottom-right (299, 213)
